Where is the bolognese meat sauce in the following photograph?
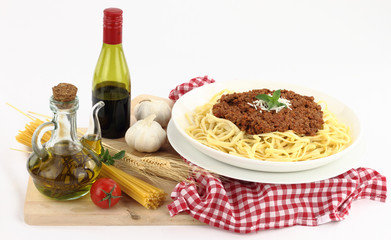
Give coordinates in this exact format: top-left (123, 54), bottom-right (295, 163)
top-left (212, 89), bottom-right (324, 136)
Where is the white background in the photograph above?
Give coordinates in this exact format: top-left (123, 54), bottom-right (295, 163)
top-left (1, 0), bottom-right (390, 239)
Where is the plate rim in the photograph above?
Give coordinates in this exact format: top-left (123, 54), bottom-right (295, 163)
top-left (167, 120), bottom-right (363, 184)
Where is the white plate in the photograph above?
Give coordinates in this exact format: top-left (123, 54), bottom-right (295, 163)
top-left (167, 120), bottom-right (363, 184)
top-left (171, 80), bottom-right (362, 172)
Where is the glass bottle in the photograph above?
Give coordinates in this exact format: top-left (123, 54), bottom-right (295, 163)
top-left (92, 8), bottom-right (131, 139)
top-left (27, 96), bottom-right (102, 200)
top-left (80, 101), bottom-right (105, 155)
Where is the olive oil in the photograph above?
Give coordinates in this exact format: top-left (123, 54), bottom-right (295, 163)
top-left (28, 140), bottom-right (101, 200)
top-left (80, 134), bottom-right (103, 155)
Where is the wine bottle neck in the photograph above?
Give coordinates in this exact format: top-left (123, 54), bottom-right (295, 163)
top-left (103, 26), bottom-right (122, 45)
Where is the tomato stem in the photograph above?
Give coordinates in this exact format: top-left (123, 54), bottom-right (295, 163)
top-left (99, 185), bottom-right (122, 208)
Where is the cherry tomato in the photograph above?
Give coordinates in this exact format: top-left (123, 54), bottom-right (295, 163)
top-left (90, 178), bottom-right (122, 209)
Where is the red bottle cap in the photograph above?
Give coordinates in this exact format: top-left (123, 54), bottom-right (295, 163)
top-left (103, 8), bottom-right (123, 44)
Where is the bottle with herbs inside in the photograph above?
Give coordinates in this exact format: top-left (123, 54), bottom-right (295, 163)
top-left (27, 83), bottom-right (102, 200)
top-left (92, 7), bottom-right (131, 139)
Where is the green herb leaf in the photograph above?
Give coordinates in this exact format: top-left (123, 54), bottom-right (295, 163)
top-left (255, 89), bottom-right (287, 110)
top-left (99, 147), bottom-right (126, 166)
top-left (112, 150), bottom-right (126, 160)
top-left (256, 94), bottom-right (272, 102)
top-left (99, 146), bottom-right (106, 157)
top-left (103, 150), bottom-right (110, 160)
top-left (108, 154), bottom-right (115, 165)
top-left (272, 89), bottom-right (280, 100)
top-left (99, 145), bottom-right (105, 156)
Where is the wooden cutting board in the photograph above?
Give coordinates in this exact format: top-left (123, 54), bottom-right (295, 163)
top-left (24, 95), bottom-right (203, 226)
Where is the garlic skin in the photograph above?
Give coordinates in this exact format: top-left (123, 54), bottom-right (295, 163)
top-left (125, 114), bottom-right (167, 153)
top-left (134, 100), bottom-right (171, 127)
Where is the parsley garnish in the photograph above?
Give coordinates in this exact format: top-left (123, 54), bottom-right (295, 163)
top-left (100, 146), bottom-right (126, 166)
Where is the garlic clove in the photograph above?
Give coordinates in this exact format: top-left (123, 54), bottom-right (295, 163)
top-left (141, 114), bottom-right (157, 126)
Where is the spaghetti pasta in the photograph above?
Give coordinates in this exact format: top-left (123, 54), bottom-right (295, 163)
top-left (185, 90), bottom-right (351, 162)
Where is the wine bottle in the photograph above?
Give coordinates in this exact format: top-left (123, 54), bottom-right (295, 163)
top-left (92, 8), bottom-right (131, 139)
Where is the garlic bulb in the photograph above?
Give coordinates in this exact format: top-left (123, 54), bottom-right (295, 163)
top-left (125, 114), bottom-right (166, 153)
top-left (134, 99), bottom-right (171, 127)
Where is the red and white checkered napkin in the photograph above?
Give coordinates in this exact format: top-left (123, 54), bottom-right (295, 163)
top-left (168, 168), bottom-right (386, 233)
top-left (167, 77), bottom-right (387, 234)
top-left (168, 75), bottom-right (215, 101)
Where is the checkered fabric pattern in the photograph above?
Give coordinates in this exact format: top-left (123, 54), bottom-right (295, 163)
top-left (167, 77), bottom-right (387, 234)
top-left (168, 168), bottom-right (386, 233)
top-left (168, 75), bottom-right (215, 101)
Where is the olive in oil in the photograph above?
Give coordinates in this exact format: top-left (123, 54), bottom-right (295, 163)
top-left (27, 140), bottom-right (101, 200)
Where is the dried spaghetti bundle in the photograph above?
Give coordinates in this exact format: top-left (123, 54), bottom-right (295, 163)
top-left (100, 164), bottom-right (166, 209)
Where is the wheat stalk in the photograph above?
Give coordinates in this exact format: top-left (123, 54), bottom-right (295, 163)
top-left (102, 142), bottom-right (192, 183)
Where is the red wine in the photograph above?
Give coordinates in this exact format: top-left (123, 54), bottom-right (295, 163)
top-left (92, 85), bottom-right (130, 139)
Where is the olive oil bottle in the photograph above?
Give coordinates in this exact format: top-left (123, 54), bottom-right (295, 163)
top-left (28, 84), bottom-right (101, 200)
top-left (92, 8), bottom-right (131, 139)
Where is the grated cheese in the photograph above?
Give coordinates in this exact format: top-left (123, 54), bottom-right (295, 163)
top-left (247, 95), bottom-right (292, 113)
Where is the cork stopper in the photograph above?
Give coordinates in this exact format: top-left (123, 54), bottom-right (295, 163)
top-left (52, 83), bottom-right (78, 102)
